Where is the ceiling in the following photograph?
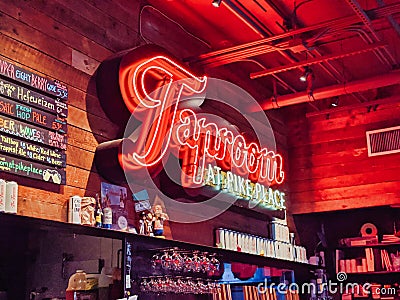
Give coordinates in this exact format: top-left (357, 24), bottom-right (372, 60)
top-left (144, 0), bottom-right (400, 114)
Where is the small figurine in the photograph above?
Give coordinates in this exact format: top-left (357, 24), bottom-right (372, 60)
top-left (145, 212), bottom-right (154, 236)
top-left (153, 205), bottom-right (169, 237)
top-left (139, 212), bottom-right (146, 235)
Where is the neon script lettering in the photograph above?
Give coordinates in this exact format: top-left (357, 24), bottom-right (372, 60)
top-left (120, 55), bottom-right (207, 168)
top-left (175, 109), bottom-right (284, 185)
top-left (119, 58), bottom-right (284, 186)
top-left (95, 45), bottom-right (285, 190)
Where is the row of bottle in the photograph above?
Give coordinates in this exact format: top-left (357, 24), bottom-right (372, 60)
top-left (0, 179), bottom-right (18, 214)
top-left (68, 194), bottom-right (112, 228)
top-left (215, 228), bottom-right (308, 263)
top-left (94, 193), bottom-right (113, 229)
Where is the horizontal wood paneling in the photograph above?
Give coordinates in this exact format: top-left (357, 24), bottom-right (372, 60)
top-left (0, 0), bottom-right (137, 220)
top-left (0, 0), bottom-right (112, 61)
top-left (292, 153), bottom-right (400, 182)
top-left (67, 87), bottom-right (111, 120)
top-left (52, 0), bottom-right (138, 51)
top-left (291, 193), bottom-right (400, 214)
top-left (67, 106), bottom-right (120, 139)
top-left (24, 0), bottom-right (136, 52)
top-left (0, 40), bottom-right (94, 95)
top-left (0, 10), bottom-right (72, 63)
top-left (291, 166), bottom-right (400, 193)
top-left (0, 0), bottom-right (288, 242)
top-left (66, 144), bottom-right (95, 171)
top-left (292, 180), bottom-right (400, 202)
top-left (308, 103), bottom-right (400, 132)
top-left (288, 103), bottom-right (400, 214)
top-left (84, 0), bottom-right (140, 31)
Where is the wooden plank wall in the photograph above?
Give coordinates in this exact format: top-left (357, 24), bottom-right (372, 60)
top-left (0, 0), bottom-right (139, 220)
top-left (0, 0), bottom-right (289, 243)
top-left (0, 0), bottom-right (143, 220)
top-left (287, 100), bottom-right (400, 214)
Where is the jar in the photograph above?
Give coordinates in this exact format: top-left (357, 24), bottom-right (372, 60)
top-left (70, 270), bottom-right (87, 290)
top-left (66, 270), bottom-right (87, 300)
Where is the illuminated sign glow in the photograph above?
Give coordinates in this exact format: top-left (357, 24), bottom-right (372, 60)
top-left (96, 45), bottom-right (286, 210)
top-left (202, 164), bottom-right (285, 210)
top-left (174, 108), bottom-right (285, 187)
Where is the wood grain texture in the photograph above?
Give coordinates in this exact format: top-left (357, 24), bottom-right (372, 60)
top-left (288, 103), bottom-right (400, 214)
top-left (0, 10), bottom-right (72, 64)
top-left (0, 0), bottom-right (129, 221)
top-left (0, 0), bottom-right (113, 61)
top-left (0, 37), bottom-right (96, 95)
top-left (52, 0), bottom-right (139, 51)
top-left (0, 0), bottom-right (288, 240)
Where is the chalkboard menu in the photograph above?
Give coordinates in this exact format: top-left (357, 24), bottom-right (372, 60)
top-left (0, 57), bottom-right (67, 185)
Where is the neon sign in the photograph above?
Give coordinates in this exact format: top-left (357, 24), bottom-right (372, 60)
top-left (95, 45), bottom-right (286, 210)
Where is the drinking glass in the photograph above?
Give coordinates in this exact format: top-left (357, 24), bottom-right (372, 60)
top-left (161, 250), bottom-right (172, 270)
top-left (171, 250), bottom-right (183, 271)
top-left (191, 251), bottom-right (202, 272)
top-left (209, 253), bottom-right (220, 275)
top-left (151, 253), bottom-right (161, 269)
top-left (183, 252), bottom-right (193, 272)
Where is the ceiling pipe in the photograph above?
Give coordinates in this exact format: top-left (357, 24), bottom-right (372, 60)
top-left (191, 15), bottom-right (360, 65)
top-left (191, 3), bottom-right (400, 66)
top-left (205, 0), bottom-right (376, 107)
top-left (249, 70), bottom-right (400, 111)
top-left (346, 26), bottom-right (389, 67)
top-left (239, 58), bottom-right (297, 92)
top-left (215, 0), bottom-right (298, 92)
top-left (305, 94), bottom-right (400, 118)
top-left (345, 0), bottom-right (396, 67)
top-left (268, 1), bottom-right (354, 91)
top-left (217, 0), bottom-right (383, 107)
top-left (376, 0), bottom-right (400, 38)
top-left (224, 0), bottom-right (274, 36)
top-left (250, 42), bottom-right (386, 79)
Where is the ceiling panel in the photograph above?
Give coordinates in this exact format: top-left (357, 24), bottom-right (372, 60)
top-left (146, 0), bottom-right (400, 112)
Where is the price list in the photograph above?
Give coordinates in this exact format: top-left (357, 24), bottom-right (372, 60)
top-left (0, 57), bottom-right (67, 185)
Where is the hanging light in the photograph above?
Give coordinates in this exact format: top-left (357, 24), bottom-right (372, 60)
top-left (330, 97), bottom-right (339, 107)
top-left (300, 67), bottom-right (312, 82)
top-left (212, 0), bottom-right (222, 7)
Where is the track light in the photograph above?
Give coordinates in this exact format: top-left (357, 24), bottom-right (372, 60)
top-left (300, 67), bottom-right (314, 97)
top-left (212, 0), bottom-right (222, 7)
top-left (300, 67), bottom-right (312, 82)
top-left (330, 97), bottom-right (339, 107)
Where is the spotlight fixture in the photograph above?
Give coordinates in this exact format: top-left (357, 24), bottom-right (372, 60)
top-left (330, 97), bottom-right (339, 107)
top-left (300, 67), bottom-right (312, 82)
top-left (212, 0), bottom-right (222, 7)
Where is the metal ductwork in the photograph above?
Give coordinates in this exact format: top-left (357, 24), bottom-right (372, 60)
top-left (250, 70), bottom-right (400, 111)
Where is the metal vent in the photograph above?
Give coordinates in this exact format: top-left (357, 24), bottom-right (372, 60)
top-left (366, 126), bottom-right (400, 157)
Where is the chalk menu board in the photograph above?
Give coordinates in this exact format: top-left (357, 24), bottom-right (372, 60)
top-left (0, 57), bottom-right (67, 185)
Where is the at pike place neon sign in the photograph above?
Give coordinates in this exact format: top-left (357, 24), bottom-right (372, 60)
top-left (95, 45), bottom-right (286, 210)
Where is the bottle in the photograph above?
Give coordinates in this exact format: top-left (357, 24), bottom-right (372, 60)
top-left (95, 193), bottom-right (103, 228)
top-left (5, 181), bottom-right (18, 214)
top-left (119, 189), bottom-right (125, 209)
top-left (68, 196), bottom-right (82, 224)
top-left (102, 189), bottom-right (112, 229)
top-left (116, 189), bottom-right (128, 231)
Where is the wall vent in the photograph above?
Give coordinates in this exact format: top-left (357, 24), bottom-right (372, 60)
top-left (366, 125), bottom-right (400, 157)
